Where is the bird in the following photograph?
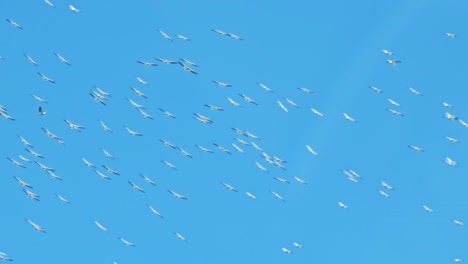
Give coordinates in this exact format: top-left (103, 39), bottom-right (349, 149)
top-left (305, 145), bottom-right (318, 155)
top-left (343, 113), bottom-right (355, 122)
top-left (126, 98), bottom-right (145, 109)
top-left (221, 182), bottom-right (238, 192)
top-left (381, 181), bottom-right (393, 190)
top-left (99, 120), bottom-right (113, 133)
top-left (136, 77), bottom-right (148, 85)
top-left (6, 19), bottom-right (22, 29)
top-left (255, 161), bottom-right (268, 172)
top-left (160, 139), bottom-right (177, 149)
top-left (293, 242), bottom-right (303, 249)
top-left (386, 59), bottom-right (401, 66)
top-left (294, 176), bottom-right (307, 184)
top-left (161, 160), bottom-right (177, 170)
top-left (204, 104), bottom-right (224, 111)
top-left (310, 108), bottom-right (323, 116)
top-left (409, 87), bottom-right (423, 96)
top-left (175, 232), bottom-right (187, 242)
top-left (44, 0), bottom-right (55, 7)
top-left (140, 174), bottom-right (157, 186)
top-left (7, 157), bottom-right (26, 168)
top-left (246, 192), bottom-right (256, 199)
top-left (94, 221), bottom-right (107, 231)
top-left (38, 106), bottom-right (46, 116)
top-left (25, 149), bottom-right (43, 158)
top-left (369, 86), bottom-right (383, 93)
top-left (212, 80), bottom-right (232, 87)
top-left (408, 145), bottom-right (424, 152)
top-left (25, 219), bottom-right (46, 232)
top-left (23, 189), bottom-right (40, 201)
top-left (459, 119), bottom-right (468, 127)
top-left (168, 190), bottom-right (187, 200)
top-left (147, 205), bottom-right (163, 218)
top-left (232, 143), bottom-right (244, 153)
top-left (180, 58), bottom-right (198, 67)
top-left (14, 176), bottom-right (33, 188)
top-left (68, 4), bottom-right (80, 12)
top-left (386, 109), bottom-right (404, 116)
top-left (338, 202), bottom-right (347, 209)
top-left (277, 101), bottom-right (288, 112)
top-left (18, 135), bottom-right (33, 148)
top-left (297, 87), bottom-right (313, 93)
top-left (137, 60), bottom-right (158, 67)
top-left (281, 248), bottom-right (292, 254)
top-left (53, 52), bottom-right (71, 65)
top-left (212, 29), bottom-right (228, 35)
top-left (227, 33), bottom-right (242, 40)
top-left (89, 92), bottom-right (107, 105)
top-left (453, 220), bottom-right (464, 226)
top-left (0, 111), bottom-right (15, 121)
top-left (55, 193), bottom-right (70, 204)
top-left (284, 98), bottom-right (299, 107)
top-left (195, 145), bottom-right (214, 153)
top-left (157, 29), bottom-right (173, 41)
top-left (443, 102), bottom-right (453, 108)
top-left (101, 148), bottom-right (114, 159)
top-left (94, 170), bottom-right (111, 180)
top-left (128, 181), bottom-right (145, 193)
top-left (102, 165), bottom-right (120, 175)
top-left (175, 34), bottom-right (190, 41)
top-left (64, 119), bottom-right (85, 130)
top-left (455, 259), bottom-right (463, 263)
top-left (124, 126), bottom-right (143, 136)
top-left (444, 113), bottom-right (458, 121)
top-left (24, 54), bottom-right (38, 66)
top-left (129, 87), bottom-right (147, 99)
top-left (37, 72), bottom-right (55, 83)
top-left (257, 83), bottom-right (273, 92)
top-left (445, 156), bottom-right (457, 166)
top-left (273, 177), bottom-right (290, 184)
top-left (81, 158), bottom-right (96, 168)
top-left (239, 94), bottom-right (257, 105)
top-left (422, 205), bottom-right (433, 212)
top-left (445, 33), bottom-right (456, 38)
top-left (227, 97), bottom-right (241, 107)
top-left (445, 136), bottom-right (460, 143)
top-left (138, 108), bottom-right (153, 120)
top-left (32, 94), bottom-right (47, 103)
top-left (213, 143), bottom-right (231, 154)
top-left (271, 191), bottom-right (284, 201)
top-left (119, 237), bottom-right (135, 247)
top-left (379, 190), bottom-right (389, 197)
top-left (178, 62), bottom-right (198, 74)
top-left (387, 99), bottom-right (400, 107)
top-left (0, 252), bottom-right (12, 261)
top-left (95, 87), bottom-right (111, 97)
top-left (382, 49), bottom-right (393, 56)
top-left (159, 108), bottom-right (176, 118)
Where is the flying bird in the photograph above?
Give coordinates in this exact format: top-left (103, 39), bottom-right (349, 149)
top-left (44, 0), bottom-right (55, 7)
top-left (55, 193), bottom-right (70, 204)
top-left (32, 94), bottom-right (47, 103)
top-left (6, 19), bottom-right (22, 29)
top-left (297, 87), bottom-right (313, 93)
top-left (180, 58), bottom-right (198, 67)
top-left (445, 33), bottom-right (456, 38)
top-left (94, 221), bottom-right (107, 231)
top-left (221, 182), bottom-right (238, 192)
top-left (305, 145), bottom-right (318, 155)
top-left (212, 29), bottom-right (228, 35)
top-left (35, 162), bottom-right (55, 172)
top-left (24, 54), bottom-right (38, 66)
top-left (175, 34), bottom-right (190, 41)
top-left (204, 104), bottom-right (224, 111)
top-left (212, 80), bottom-right (232, 87)
top-left (246, 192), bottom-right (256, 199)
top-left (25, 149), bottom-right (43, 158)
top-left (102, 165), bottom-right (120, 175)
top-left (7, 157), bottom-right (26, 168)
top-left (310, 108), bottom-right (323, 116)
top-left (343, 113), bottom-right (355, 122)
top-left (423, 205), bottom-right (433, 212)
top-left (128, 181), bottom-right (145, 193)
top-left (25, 219), bottom-right (46, 232)
top-left (386, 59), bottom-right (401, 66)
top-left (156, 58), bottom-right (178, 65)
top-left (227, 97), bottom-right (241, 107)
top-left (130, 87), bottom-right (147, 99)
top-left (124, 126), bottom-right (143, 136)
top-left (178, 62), bottom-right (198, 74)
top-left (37, 72), bottom-right (55, 83)
top-left (294, 176), bottom-right (307, 184)
top-left (445, 157), bottom-right (457, 166)
top-left (387, 99), bottom-right (400, 107)
top-left (408, 145), bottom-right (424, 152)
top-left (445, 136), bottom-right (460, 143)
top-left (68, 4), bottom-right (80, 12)
top-left (386, 108), bottom-right (404, 116)
top-left (119, 237), bottom-right (135, 247)
top-left (53, 52), bottom-right (71, 65)
top-left (82, 158), bottom-right (96, 168)
top-left (161, 160), bottom-right (177, 170)
top-left (99, 120), bottom-right (113, 133)
top-left (277, 101), bottom-right (288, 112)
top-left (147, 205), bottom-right (163, 218)
top-left (281, 248), bottom-right (292, 254)
top-left (293, 242), bottom-right (303, 249)
top-left (136, 77), bottom-right (147, 85)
top-left (175, 232), bottom-right (187, 242)
top-left (64, 119), bottom-right (85, 131)
top-left (157, 29), bottom-right (173, 41)
top-left (14, 176), bottom-right (33, 188)
top-left (213, 143), bottom-right (231, 154)
top-left (101, 148), bottom-right (114, 159)
top-left (257, 83), bottom-right (273, 92)
top-left (137, 60), bottom-right (157, 67)
top-left (271, 191), bottom-right (284, 201)
top-left (195, 145), bottom-right (214, 153)
top-left (443, 102), bottom-right (453, 108)
top-left (409, 87), bottom-right (423, 96)
top-left (238, 94), bottom-right (257, 105)
top-left (23, 189), bottom-right (40, 201)
top-left (338, 202), bottom-right (347, 209)
top-left (382, 49), bottom-right (393, 56)
top-left (168, 190), bottom-right (187, 200)
top-left (369, 86), bottom-right (383, 93)
top-left (140, 174), bottom-right (157, 186)
top-left (453, 220), bottom-right (464, 226)
top-left (159, 108), bottom-right (176, 118)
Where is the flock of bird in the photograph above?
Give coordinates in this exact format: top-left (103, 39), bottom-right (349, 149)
top-left (2, 1), bottom-right (467, 263)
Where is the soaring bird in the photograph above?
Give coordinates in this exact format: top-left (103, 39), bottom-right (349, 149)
top-left (369, 86), bottom-right (383, 93)
top-left (94, 221), bottom-right (107, 231)
top-left (18, 135), bottom-right (33, 148)
top-left (168, 190), bottom-right (187, 200)
top-left (408, 145), bottom-right (424, 152)
top-left (221, 182), bottom-right (238, 192)
top-left (124, 126), bottom-right (143, 136)
top-left (32, 94), bottom-right (47, 103)
top-left (338, 202), bottom-right (347, 209)
top-left (422, 205), bottom-right (433, 212)
top-left (388, 99), bottom-right (400, 107)
top-left (227, 97), bottom-right (241, 107)
top-left (136, 77), bottom-right (148, 85)
top-left (26, 149), bottom-right (43, 158)
top-left (157, 29), bottom-right (173, 41)
top-left (239, 94), bottom-right (257, 105)
top-left (119, 237), bottom-right (135, 247)
top-left (175, 34), bottom-right (190, 41)
top-left (128, 181), bottom-right (145, 193)
top-left (297, 87), bottom-right (313, 93)
top-left (64, 119), bottom-right (85, 130)
top-left (140, 174), bottom-right (157, 186)
top-left (246, 192), bottom-right (256, 199)
top-left (305, 145), bottom-right (318, 155)
top-left (147, 205), bottom-right (163, 218)
top-left (23, 189), bottom-right (40, 201)
top-left (343, 113), bottom-right (355, 122)
top-left (277, 101), bottom-right (288, 112)
top-left (44, 0), bottom-right (55, 7)
top-left (212, 80), bottom-right (232, 87)
top-left (14, 176), bottom-right (33, 188)
top-left (68, 4), bottom-right (80, 12)
top-left (310, 108), bottom-right (323, 116)
top-left (25, 219), bottom-right (46, 232)
top-left (24, 54), bottom-right (38, 66)
top-left (180, 58), bottom-right (198, 67)
top-left (445, 33), bottom-right (456, 38)
top-left (445, 157), bottom-right (457, 166)
top-left (409, 87), bottom-right (423, 96)
top-left (281, 248), bottom-right (292, 254)
top-left (386, 59), bottom-right (401, 66)
top-left (161, 160), bottom-right (177, 170)
top-left (53, 52), bottom-right (71, 65)
top-left (99, 120), bottom-right (113, 133)
top-left (55, 193), bottom-right (70, 204)
top-left (175, 232), bottom-right (187, 242)
top-left (271, 191), bottom-right (284, 201)
top-left (382, 49), bottom-right (393, 56)
top-left (137, 60), bottom-right (157, 67)
top-left (257, 83), bottom-right (273, 92)
top-left (130, 87), bottom-right (147, 99)
top-left (178, 62), bottom-right (198, 74)
top-left (37, 72), bottom-right (55, 83)
top-left (6, 19), bottom-right (22, 29)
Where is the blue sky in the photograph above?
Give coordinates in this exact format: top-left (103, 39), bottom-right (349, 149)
top-left (1, 0), bottom-right (468, 263)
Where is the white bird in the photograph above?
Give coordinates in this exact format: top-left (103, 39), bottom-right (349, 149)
top-left (343, 113), bottom-right (355, 122)
top-left (94, 170), bottom-right (111, 180)
top-left (44, 0), bottom-right (55, 7)
top-left (251, 142), bottom-right (262, 151)
top-left (305, 145), bottom-right (318, 155)
top-left (212, 29), bottom-right (228, 35)
top-left (35, 161), bottom-right (54, 172)
top-left (381, 181), bottom-right (393, 190)
top-left (14, 176), bottom-right (33, 188)
top-left (445, 157), bottom-right (457, 166)
top-left (204, 104), bottom-right (224, 111)
top-left (159, 108), bottom-right (176, 119)
top-left (455, 259), bottom-right (463, 263)
top-left (137, 60), bottom-right (158, 67)
top-left (81, 158), bottom-right (95, 168)
top-left (445, 136), bottom-right (460, 143)
top-left (68, 5), bottom-right (80, 12)
top-left (23, 189), bottom-right (40, 201)
top-left (293, 242), bottom-right (303, 249)
top-left (232, 143), bottom-right (244, 153)
top-left (53, 52), bottom-right (71, 65)
top-left (38, 106), bottom-right (46, 116)
top-left (444, 112), bottom-right (458, 121)
top-left (212, 80), bottom-right (232, 87)
top-left (409, 87), bottom-right (423, 96)
top-left (382, 49), bottom-right (393, 56)
top-left (126, 98), bottom-right (145, 109)
top-left (408, 145), bottom-right (424, 152)
top-left (47, 171), bottom-right (62, 181)
top-left (277, 101), bottom-right (288, 112)
top-left (387, 99), bottom-right (400, 107)
top-left (386, 108), bottom-right (404, 116)
top-left (175, 232), bottom-right (187, 242)
top-left (369, 86), bottom-right (383, 93)
top-left (156, 58), bottom-right (178, 65)
top-left (124, 126), bottom-right (143, 136)
top-left (234, 138), bottom-right (249, 145)
top-left (349, 169), bottom-right (360, 178)
top-left (445, 33), bottom-right (456, 38)
top-left (102, 165), bottom-right (120, 175)
top-left (147, 205), bottom-right (163, 218)
top-left (95, 87), bottom-right (111, 97)
top-left (24, 54), bottom-right (38, 66)
top-left (239, 94), bottom-right (257, 105)
top-left (379, 190), bottom-right (389, 197)
top-left (443, 102), bottom-right (453, 108)
top-left (168, 190), bottom-right (187, 200)
top-left (158, 29), bottom-right (173, 41)
top-left (297, 87), bottom-right (313, 93)
top-left (294, 176), bottom-right (307, 184)
top-left (161, 160), bottom-right (177, 170)
top-left (31, 94), bottom-right (47, 103)
top-left (271, 191), bottom-right (284, 201)
top-left (193, 113), bottom-right (213, 124)
top-left (274, 177), bottom-right (290, 184)
top-left (7, 157), bottom-right (26, 168)
top-left (18, 155), bottom-right (30, 163)
top-left (227, 33), bottom-right (242, 40)
top-left (136, 77), bottom-right (147, 85)
top-left (459, 119), bottom-right (468, 127)
top-left (129, 87), bottom-right (147, 99)
top-left (338, 202), bottom-right (347, 209)
top-left (281, 248), bottom-right (292, 254)
top-left (386, 59), bottom-right (401, 66)
top-left (101, 148), bottom-right (114, 159)
top-left (37, 72), bottom-right (55, 83)
top-left (119, 237), bottom-right (135, 247)
top-left (213, 143), bottom-right (231, 154)
top-left (246, 192), bottom-right (256, 199)
top-left (25, 219), bottom-right (46, 233)
top-left (422, 205), bottom-right (433, 212)
top-left (6, 19), bottom-right (22, 29)
top-left (180, 58), bottom-right (198, 67)
top-left (175, 34), bottom-right (190, 41)
top-left (160, 139), bottom-right (177, 149)
top-left (221, 182), bottom-right (238, 192)
top-left (227, 97), bottom-right (241, 107)
top-left (25, 148), bottom-right (43, 158)
top-left (310, 108), bottom-right (323, 116)
top-left (195, 145), bottom-right (214, 153)
top-left (55, 193), bottom-right (70, 204)
top-left (178, 62), bottom-right (198, 74)
top-left (89, 92), bottom-right (107, 105)
top-left (97, 120), bottom-right (112, 133)
top-left (64, 119), bottom-right (85, 131)
top-left (255, 161), bottom-right (268, 172)
top-left (138, 108), bottom-right (153, 120)
top-left (257, 83), bottom-right (273, 92)
top-left (0, 111), bottom-right (15, 120)
top-left (284, 98), bottom-right (298, 107)
top-left (0, 252), bottom-right (12, 261)
top-left (128, 181), bottom-right (145, 193)
top-left (453, 220), bottom-right (464, 226)
top-left (140, 174), bottom-right (157, 186)
top-left (94, 221), bottom-right (107, 231)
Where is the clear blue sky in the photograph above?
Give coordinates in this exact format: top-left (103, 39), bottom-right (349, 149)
top-left (1, 0), bottom-right (468, 263)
